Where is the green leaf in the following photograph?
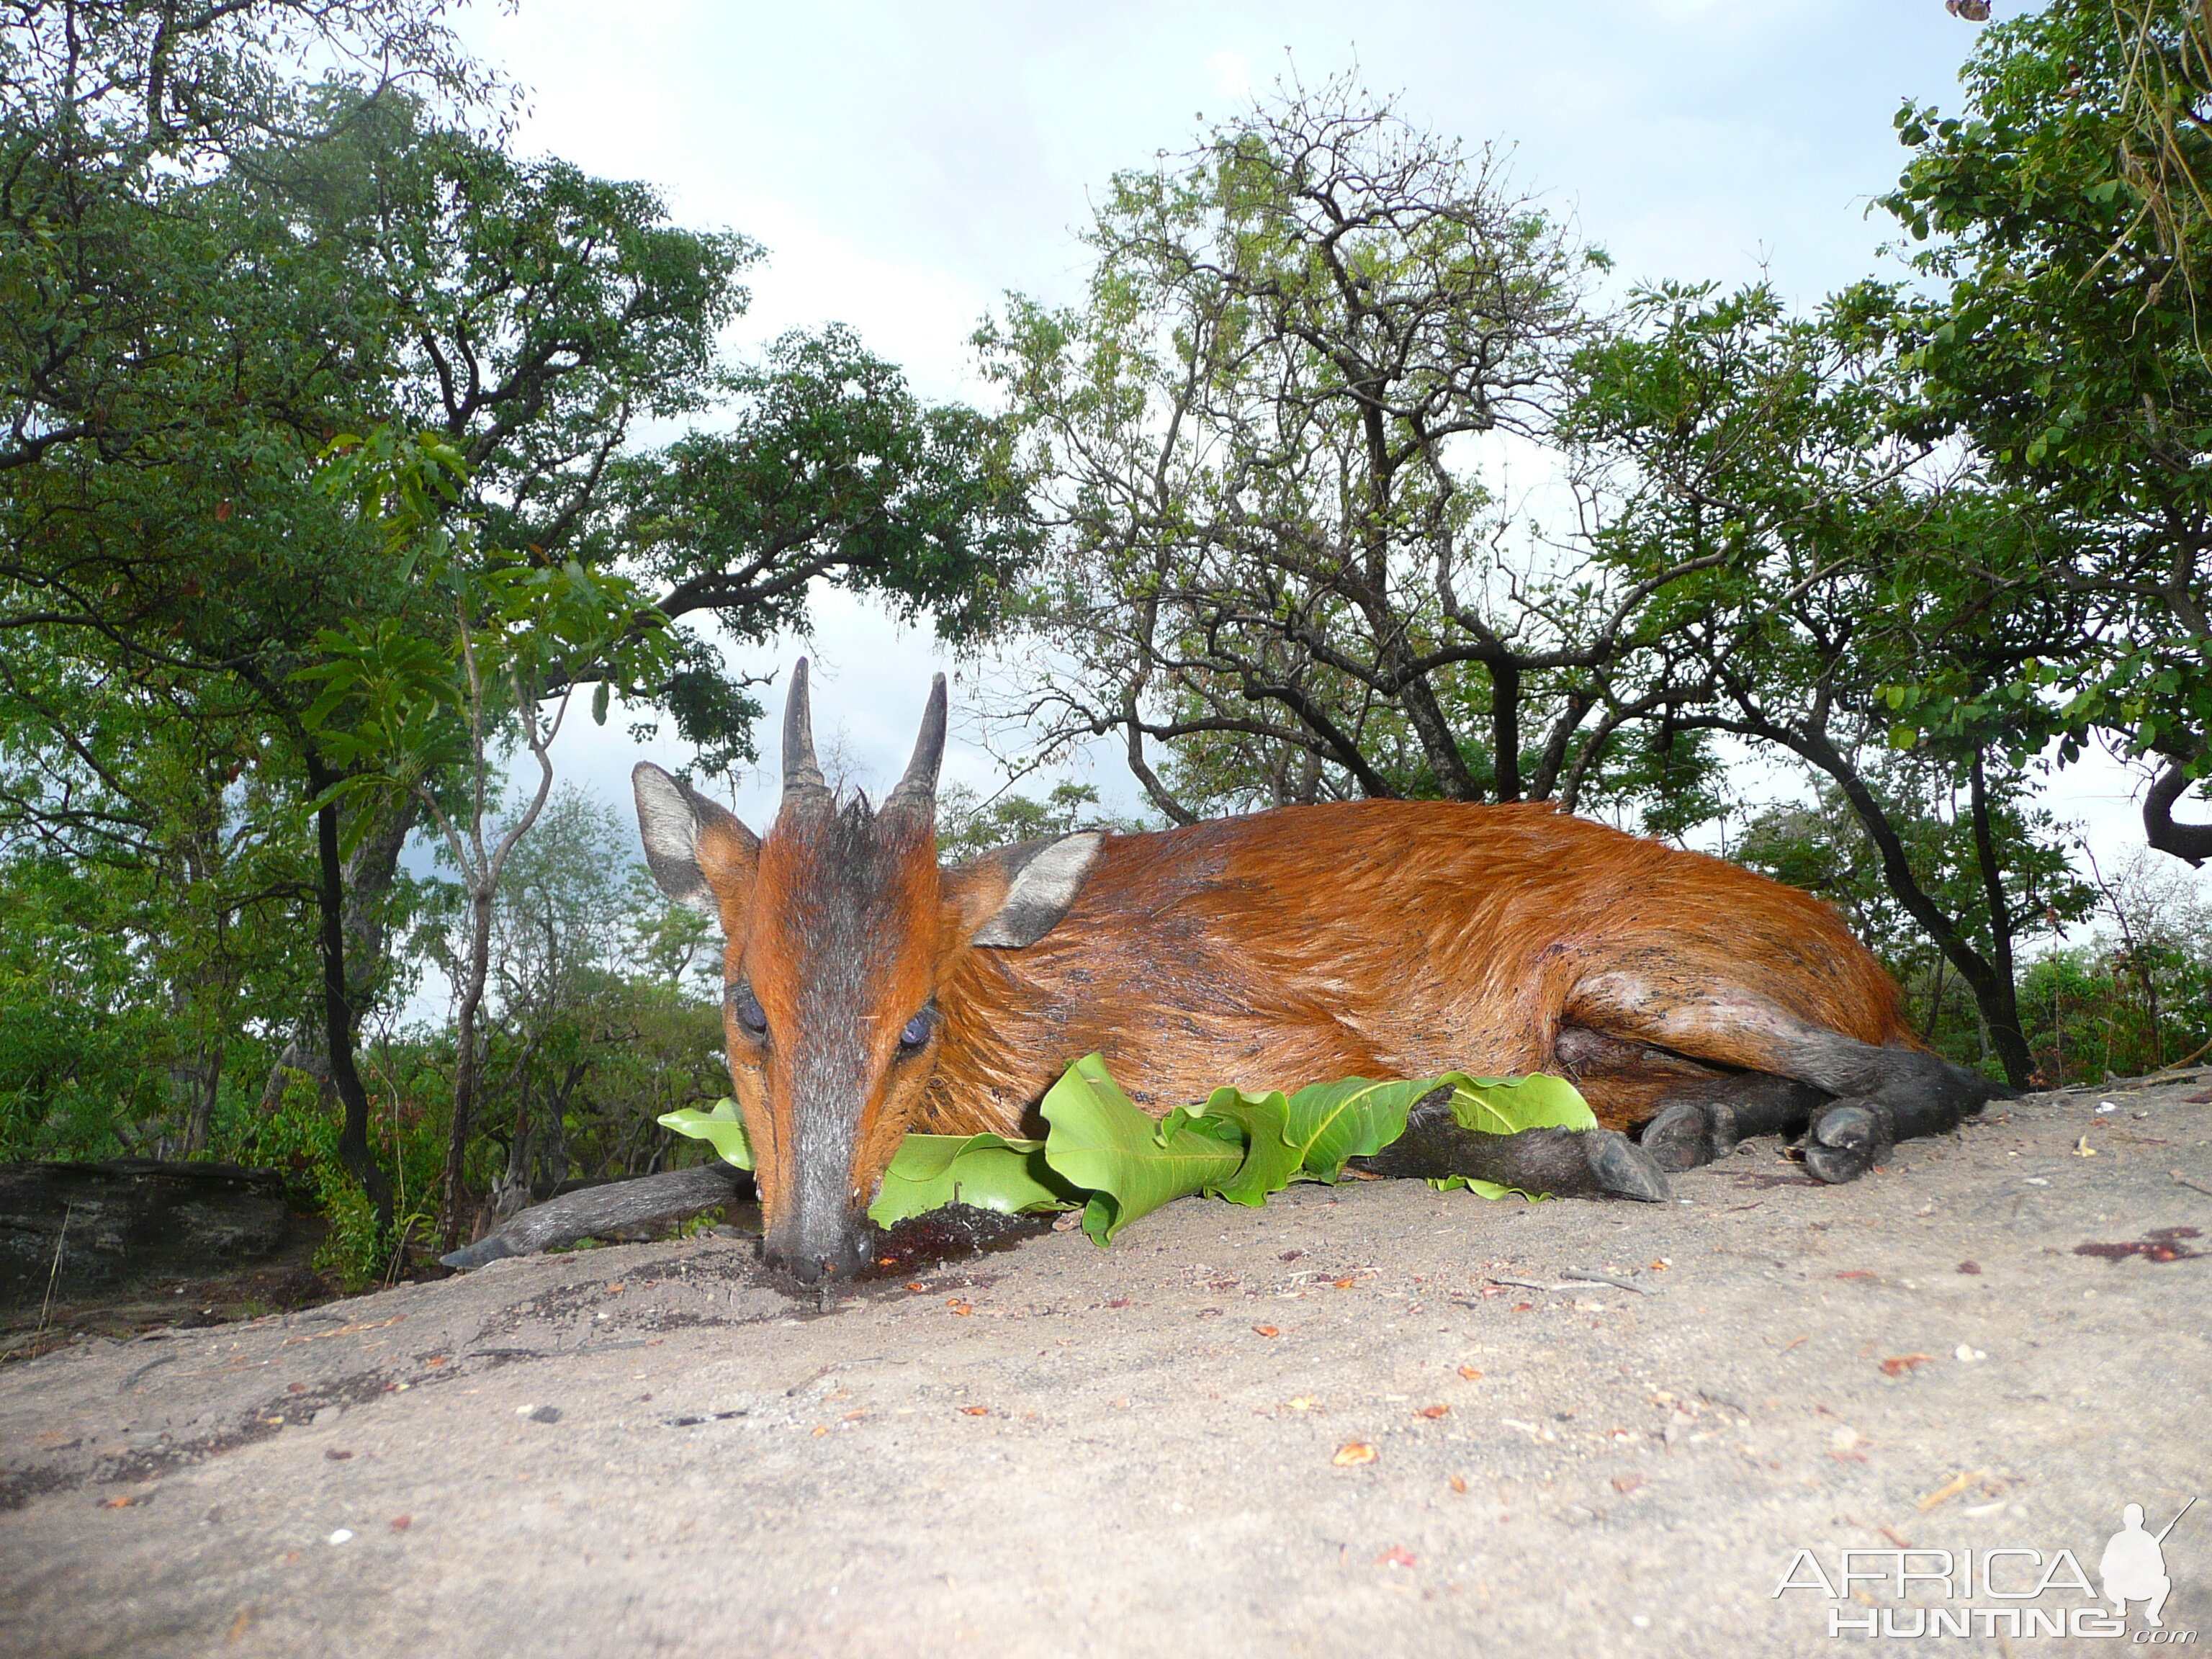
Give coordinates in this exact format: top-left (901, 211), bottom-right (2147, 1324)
top-left (1040, 1053), bottom-right (1246, 1244)
top-left (666, 1062), bottom-right (1602, 1246)
top-left (869, 1133), bottom-right (1082, 1225)
top-left (1279, 1075), bottom-right (1449, 1178)
top-left (1188, 1087), bottom-right (1303, 1204)
top-left (1441, 1072), bottom-right (1598, 1133)
top-left (657, 1097), bottom-right (755, 1171)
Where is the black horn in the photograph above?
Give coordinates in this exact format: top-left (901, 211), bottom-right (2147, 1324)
top-left (884, 673), bottom-right (948, 822)
top-left (781, 657), bottom-right (830, 803)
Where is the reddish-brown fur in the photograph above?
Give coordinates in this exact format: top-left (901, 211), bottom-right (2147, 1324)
top-left (915, 799), bottom-right (1914, 1140)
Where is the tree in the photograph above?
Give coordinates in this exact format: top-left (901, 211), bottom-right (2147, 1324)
top-left (977, 77), bottom-right (1732, 825)
top-left (611, 325), bottom-right (1040, 772)
top-left (1879, 0), bottom-right (2212, 863)
top-left (2, 8), bottom-right (1036, 1235)
top-left (1, 7), bottom-right (483, 1218)
top-left (1567, 279), bottom-right (2089, 1087)
top-left (298, 426), bottom-right (678, 1248)
top-left (437, 786), bottom-right (723, 1215)
top-left (934, 781), bottom-right (1144, 861)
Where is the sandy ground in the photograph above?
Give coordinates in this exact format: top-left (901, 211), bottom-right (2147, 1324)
top-left (2, 1076), bottom-right (2208, 1659)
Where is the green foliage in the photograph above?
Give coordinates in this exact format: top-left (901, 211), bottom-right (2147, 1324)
top-left (0, 857), bottom-right (170, 1158)
top-left (611, 325), bottom-right (1040, 772)
top-left (662, 1055), bottom-right (1601, 1246)
top-left (978, 73), bottom-right (1707, 824)
top-left (1038, 1058), bottom-right (1250, 1242)
top-left (935, 781), bottom-right (1144, 860)
top-left (660, 1099), bottom-right (756, 1171)
top-left (2017, 852), bottom-right (2212, 1083)
top-left (871, 1133), bottom-right (1081, 1223)
top-left (1878, 1), bottom-right (2212, 788)
top-left (212, 1058), bottom-right (443, 1289)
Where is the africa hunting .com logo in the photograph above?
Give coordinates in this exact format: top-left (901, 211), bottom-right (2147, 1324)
top-left (1776, 1498), bottom-right (2199, 1641)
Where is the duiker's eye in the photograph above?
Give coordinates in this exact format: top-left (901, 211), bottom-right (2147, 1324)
top-left (728, 984), bottom-right (768, 1038)
top-left (897, 1007), bottom-right (937, 1050)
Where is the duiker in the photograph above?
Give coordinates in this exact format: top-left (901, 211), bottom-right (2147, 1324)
top-left (637, 662), bottom-right (2006, 1282)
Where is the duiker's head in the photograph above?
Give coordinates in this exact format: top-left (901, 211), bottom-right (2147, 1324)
top-left (633, 661), bottom-right (1100, 1283)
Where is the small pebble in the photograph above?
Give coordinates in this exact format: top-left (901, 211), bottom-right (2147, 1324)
top-left (311, 1406), bottom-right (342, 1426)
top-left (327, 1529), bottom-right (353, 1546)
top-left (528, 1405), bottom-right (562, 1424)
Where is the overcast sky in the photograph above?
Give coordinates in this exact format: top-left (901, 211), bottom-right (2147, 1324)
top-left (430, 0), bottom-right (2159, 863)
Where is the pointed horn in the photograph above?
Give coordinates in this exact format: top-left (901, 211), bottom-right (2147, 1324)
top-left (781, 658), bottom-right (829, 801)
top-left (884, 673), bottom-right (948, 820)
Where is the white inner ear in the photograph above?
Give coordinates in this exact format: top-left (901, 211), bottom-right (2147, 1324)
top-left (971, 832), bottom-right (1104, 948)
top-left (633, 767), bottom-right (719, 919)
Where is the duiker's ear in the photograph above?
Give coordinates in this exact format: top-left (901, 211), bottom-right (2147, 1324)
top-left (632, 763), bottom-right (759, 920)
top-left (944, 832), bottom-right (1105, 949)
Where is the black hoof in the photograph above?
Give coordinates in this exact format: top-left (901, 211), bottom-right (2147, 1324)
top-left (1589, 1130), bottom-right (1673, 1203)
top-left (1802, 1103), bottom-right (1884, 1185)
top-left (1640, 1101), bottom-right (1734, 1172)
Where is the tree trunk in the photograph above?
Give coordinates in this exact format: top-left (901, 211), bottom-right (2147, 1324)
top-left (1920, 953), bottom-right (1946, 1044)
top-left (257, 1041), bottom-right (330, 1115)
top-left (1789, 728), bottom-right (2032, 1090)
top-left (2144, 751), bottom-right (2212, 867)
top-left (306, 758), bottom-right (394, 1235)
top-left (181, 1043), bottom-right (223, 1157)
top-left (439, 883), bottom-right (496, 1251)
top-left (1490, 658), bottom-right (1523, 803)
top-left (1965, 751), bottom-right (2034, 1087)
top-left (250, 792), bottom-right (417, 1133)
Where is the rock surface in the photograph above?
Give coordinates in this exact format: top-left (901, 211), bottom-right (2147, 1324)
top-left (1, 1079), bottom-right (2208, 1657)
top-left (0, 1161), bottom-right (294, 1308)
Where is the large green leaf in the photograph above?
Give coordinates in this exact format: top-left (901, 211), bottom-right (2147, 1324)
top-left (660, 1060), bottom-right (1604, 1245)
top-left (868, 1132), bottom-right (1082, 1224)
top-left (1279, 1076), bottom-right (1439, 1178)
top-left (1188, 1087), bottom-right (1304, 1205)
top-left (1040, 1053), bottom-right (1246, 1244)
top-left (657, 1101), bottom-right (1084, 1224)
top-left (657, 1097), bottom-right (755, 1170)
top-left (1442, 1071), bottom-right (1598, 1135)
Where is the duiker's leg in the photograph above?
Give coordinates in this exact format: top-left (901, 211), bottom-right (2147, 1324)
top-left (1568, 976), bottom-right (2013, 1184)
top-left (1350, 1089), bottom-right (1672, 1202)
top-left (1555, 1026), bottom-right (1833, 1171)
top-left (1789, 1048), bottom-right (2006, 1183)
top-left (1637, 1072), bottom-right (1834, 1172)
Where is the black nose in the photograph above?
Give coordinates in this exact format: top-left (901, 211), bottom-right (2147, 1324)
top-left (765, 1224), bottom-right (872, 1285)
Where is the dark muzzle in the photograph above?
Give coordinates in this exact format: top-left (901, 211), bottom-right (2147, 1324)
top-left (763, 1212), bottom-right (873, 1285)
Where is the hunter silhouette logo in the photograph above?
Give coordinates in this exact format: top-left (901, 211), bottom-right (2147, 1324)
top-left (2103, 1498), bottom-right (2195, 1629)
top-left (1773, 1494), bottom-right (2200, 1640)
